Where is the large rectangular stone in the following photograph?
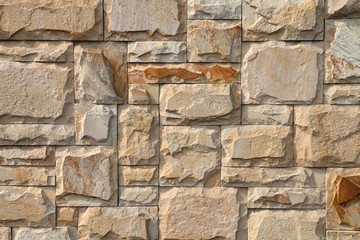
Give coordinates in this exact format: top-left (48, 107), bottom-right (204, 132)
top-left (242, 105), bottom-right (293, 125)
top-left (0, 147), bottom-right (55, 166)
top-left (188, 0), bottom-right (241, 20)
top-left (0, 166), bottom-right (54, 186)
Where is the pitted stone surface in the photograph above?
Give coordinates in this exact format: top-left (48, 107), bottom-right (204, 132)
top-left (188, 0), bottom-right (242, 20)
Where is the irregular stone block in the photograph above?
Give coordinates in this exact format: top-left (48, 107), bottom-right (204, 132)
top-left (78, 207), bottom-right (158, 240)
top-left (222, 167), bottom-right (325, 188)
top-left (0, 0), bottom-right (102, 40)
top-left (248, 188), bottom-right (325, 209)
top-left (294, 105), bottom-right (360, 167)
top-left (13, 227), bottom-right (77, 240)
top-left (0, 187), bottom-right (55, 227)
top-left (326, 0), bottom-right (360, 18)
top-left (75, 104), bottom-right (117, 145)
top-left (188, 0), bottom-right (241, 20)
top-left (119, 186), bottom-right (158, 206)
top-left (327, 231), bottom-right (360, 240)
top-left (160, 126), bottom-right (221, 186)
top-left (118, 105), bottom-right (159, 165)
top-left (56, 146), bottom-right (117, 206)
top-left (159, 187), bottom-right (247, 240)
top-left (0, 124), bottom-right (75, 146)
top-left (242, 105), bottom-right (293, 125)
top-left (187, 20), bottom-right (241, 62)
top-left (119, 166), bottom-right (158, 186)
top-left (242, 41), bottom-right (323, 104)
top-left (128, 42), bottom-right (186, 63)
top-left (0, 166), bottom-right (54, 186)
top-left (325, 20), bottom-right (360, 83)
top-left (0, 147), bottom-right (55, 166)
top-left (0, 227), bottom-right (10, 240)
top-left (128, 84), bottom-right (159, 104)
top-left (74, 42), bottom-right (127, 104)
top-left (0, 62), bottom-right (73, 124)
top-left (248, 210), bottom-right (325, 240)
top-left (324, 84), bottom-right (360, 104)
top-left (57, 208), bottom-right (78, 227)
top-left (104, 0), bottom-right (186, 41)
top-left (160, 84), bottom-right (241, 125)
top-left (243, 0), bottom-right (324, 41)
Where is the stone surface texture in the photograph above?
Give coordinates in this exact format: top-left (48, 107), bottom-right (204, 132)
top-left (188, 0), bottom-right (242, 20)
top-left (324, 84), bottom-right (360, 104)
top-left (326, 0), bottom-right (360, 18)
top-left (242, 105), bottom-right (293, 125)
top-left (13, 227), bottom-right (77, 240)
top-left (0, 147), bottom-right (55, 166)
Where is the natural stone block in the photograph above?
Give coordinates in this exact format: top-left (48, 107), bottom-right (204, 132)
top-left (0, 62), bottom-right (73, 124)
top-left (242, 41), bottom-right (323, 104)
top-left (78, 207), bottom-right (158, 240)
top-left (326, 0), bottom-right (360, 18)
top-left (56, 146), bottom-right (117, 206)
top-left (57, 208), bottom-right (78, 227)
top-left (160, 84), bottom-right (241, 125)
top-left (119, 166), bottom-right (158, 186)
top-left (243, 0), bottom-right (324, 41)
top-left (74, 42), bottom-right (127, 104)
top-left (187, 20), bottom-right (241, 62)
top-left (13, 227), bottom-right (77, 240)
top-left (160, 126), bottom-right (221, 186)
top-left (159, 187), bottom-right (247, 240)
top-left (128, 84), bottom-right (159, 105)
top-left (324, 84), bottom-right (360, 104)
top-left (327, 231), bottom-right (360, 240)
top-left (294, 105), bottom-right (360, 167)
top-left (75, 104), bottom-right (117, 145)
top-left (0, 227), bottom-right (9, 240)
top-left (128, 63), bottom-right (240, 84)
top-left (325, 20), bottom-right (360, 83)
top-left (0, 147), bottom-right (55, 166)
top-left (0, 187), bottom-right (55, 227)
top-left (248, 210), bottom-right (325, 240)
top-left (119, 186), bottom-right (158, 206)
top-left (0, 166), bottom-right (54, 186)
top-left (188, 0), bottom-right (241, 20)
top-left (242, 105), bottom-right (293, 125)
top-left (222, 167), bottom-right (325, 188)
top-left (104, 0), bottom-right (186, 41)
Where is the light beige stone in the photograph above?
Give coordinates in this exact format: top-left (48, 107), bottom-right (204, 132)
top-left (327, 231), bottom-right (360, 240)
top-left (187, 20), bottom-right (241, 62)
top-left (326, 0), bottom-right (360, 18)
top-left (74, 42), bottom-right (127, 104)
top-left (0, 0), bottom-right (102, 40)
top-left (324, 85), bottom-right (360, 104)
top-left (57, 208), bottom-right (78, 227)
top-left (160, 126), bottom-right (221, 186)
top-left (0, 187), bottom-right (55, 227)
top-left (56, 146), bottom-right (117, 206)
top-left (159, 187), bottom-right (247, 240)
top-left (222, 167), bottom-right (325, 188)
top-left (242, 41), bottom-right (323, 104)
top-left (0, 166), bottom-right (54, 186)
top-left (188, 0), bottom-right (242, 20)
top-left (294, 105), bottom-right (360, 167)
top-left (119, 186), bottom-right (158, 206)
top-left (248, 210), bottom-right (325, 240)
top-left (160, 84), bottom-right (241, 125)
top-left (242, 105), bottom-right (293, 125)
top-left (243, 0), bottom-right (324, 41)
top-left (13, 227), bottom-right (77, 240)
top-left (78, 207), bottom-right (158, 240)
top-left (0, 227), bottom-right (10, 240)
top-left (128, 84), bottom-right (159, 104)
top-left (118, 105), bottom-right (159, 165)
top-left (119, 166), bottom-right (158, 186)
top-left (0, 147), bottom-right (55, 166)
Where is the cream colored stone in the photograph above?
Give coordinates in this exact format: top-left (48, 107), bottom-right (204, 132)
top-left (0, 227), bottom-right (10, 240)
top-left (187, 20), bottom-right (241, 62)
top-left (242, 41), bottom-right (323, 104)
top-left (294, 105), bottom-right (360, 167)
top-left (118, 105), bottom-right (159, 165)
top-left (56, 146), bottom-right (117, 206)
top-left (327, 231), bottom-right (360, 240)
top-left (326, 0), bottom-right (360, 18)
top-left (0, 187), bottom-right (55, 227)
top-left (0, 0), bottom-right (102, 40)
top-left (128, 84), bottom-right (159, 104)
top-left (242, 105), bottom-right (294, 125)
top-left (119, 166), bottom-right (158, 186)
top-left (159, 187), bottom-right (247, 240)
top-left (13, 227), bottom-right (77, 240)
top-left (57, 208), bottom-right (78, 227)
top-left (0, 147), bottom-right (55, 166)
top-left (248, 210), bottom-right (325, 240)
top-left (74, 42), bottom-right (127, 104)
top-left (222, 167), bottom-right (325, 188)
top-left (0, 166), bottom-right (54, 186)
top-left (160, 84), bottom-right (241, 125)
top-left (188, 0), bottom-right (242, 20)
top-left (119, 186), bottom-right (158, 206)
top-left (160, 126), bottom-right (221, 186)
top-left (221, 126), bottom-right (293, 167)
top-left (324, 85), bottom-right (360, 104)
top-left (78, 207), bottom-right (158, 240)
top-left (243, 0), bottom-right (324, 41)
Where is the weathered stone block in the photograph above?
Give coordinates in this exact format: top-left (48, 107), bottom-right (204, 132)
top-left (327, 231), bottom-right (360, 240)
top-left (119, 166), bottom-right (158, 186)
top-left (0, 166), bottom-right (54, 186)
top-left (119, 186), bottom-right (158, 206)
top-left (326, 0), bottom-right (360, 18)
top-left (128, 84), bottom-right (159, 105)
top-left (13, 227), bottom-right (77, 240)
top-left (242, 105), bottom-right (293, 125)
top-left (324, 84), bottom-right (360, 104)
top-left (188, 0), bottom-right (241, 20)
top-left (56, 208), bottom-right (78, 227)
top-left (0, 147), bottom-right (55, 166)
top-left (0, 227), bottom-right (10, 240)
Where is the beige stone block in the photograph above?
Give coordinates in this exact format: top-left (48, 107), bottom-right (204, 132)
top-left (13, 227), bottom-right (77, 240)
top-left (324, 85), bottom-right (360, 104)
top-left (0, 147), bottom-right (55, 166)
top-left (188, 0), bottom-right (241, 20)
top-left (119, 166), bottom-right (158, 186)
top-left (57, 208), bottom-right (78, 227)
top-left (119, 186), bottom-right (158, 206)
top-left (327, 231), bottom-right (360, 240)
top-left (326, 0), bottom-right (360, 18)
top-left (128, 84), bottom-right (159, 105)
top-left (0, 166), bottom-right (54, 186)
top-left (0, 227), bottom-right (10, 240)
top-left (242, 105), bottom-right (293, 125)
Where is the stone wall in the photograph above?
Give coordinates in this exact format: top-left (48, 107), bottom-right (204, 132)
top-left (0, 0), bottom-right (359, 239)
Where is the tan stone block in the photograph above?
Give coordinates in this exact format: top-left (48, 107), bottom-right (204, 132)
top-left (242, 105), bottom-right (293, 125)
top-left (0, 147), bottom-right (55, 166)
top-left (13, 227), bottom-right (77, 240)
top-left (188, 0), bottom-right (241, 20)
top-left (119, 186), bottom-right (158, 206)
top-left (0, 227), bottom-right (10, 240)
top-left (324, 85), bottom-right (360, 104)
top-left (326, 0), bottom-right (360, 18)
top-left (0, 166), bottom-right (54, 186)
top-left (128, 84), bottom-right (159, 105)
top-left (119, 166), bottom-right (158, 186)
top-left (327, 231), bottom-right (360, 240)
top-left (57, 208), bottom-right (78, 227)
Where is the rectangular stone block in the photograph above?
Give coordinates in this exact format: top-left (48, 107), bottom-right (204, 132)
top-left (128, 84), bottom-right (159, 105)
top-left (119, 166), bottom-right (158, 186)
top-left (0, 147), bottom-right (55, 166)
top-left (242, 105), bottom-right (293, 125)
top-left (326, 0), bottom-right (360, 18)
top-left (13, 227), bottom-right (77, 240)
top-left (0, 166), bottom-right (54, 186)
top-left (56, 208), bottom-right (78, 227)
top-left (324, 84), bottom-right (360, 104)
top-left (119, 186), bottom-right (158, 206)
top-left (0, 227), bottom-right (10, 240)
top-left (188, 0), bottom-right (241, 20)
top-left (327, 231), bottom-right (360, 240)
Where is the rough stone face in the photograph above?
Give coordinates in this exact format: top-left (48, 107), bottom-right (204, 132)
top-left (118, 105), bottom-right (159, 165)
top-left (248, 188), bottom-right (325, 209)
top-left (327, 231), bottom-right (360, 240)
top-left (0, 166), bottom-right (55, 186)
top-left (242, 105), bottom-right (294, 125)
top-left (221, 126), bottom-right (293, 167)
top-left (56, 208), bottom-right (78, 227)
top-left (160, 84), bottom-right (241, 125)
top-left (242, 41), bottom-right (323, 104)
top-left (119, 166), bottom-right (158, 186)
top-left (0, 227), bottom-right (10, 240)
top-left (74, 42), bottom-right (127, 104)
top-left (222, 167), bottom-right (325, 188)
top-left (188, 0), bottom-right (242, 20)
top-left (325, 20), bottom-right (360, 83)
top-left (128, 84), bottom-right (159, 105)
top-left (128, 42), bottom-right (186, 63)
top-left (78, 207), bottom-right (158, 240)
top-left (0, 187), bottom-right (55, 227)
top-left (187, 20), bottom-right (241, 62)
top-left (326, 0), bottom-right (360, 18)
top-left (0, 62), bottom-right (73, 124)
top-left (243, 0), bottom-right (324, 41)
top-left (0, 0), bottom-right (102, 40)
top-left (160, 126), bottom-right (221, 186)
top-left (248, 210), bottom-right (325, 240)
top-left (324, 85), bottom-right (360, 104)
top-left (56, 146), bottom-right (117, 206)
top-left (294, 105), bottom-right (360, 167)
top-left (119, 187), bottom-right (158, 206)
top-left (75, 104), bottom-right (117, 145)
top-left (13, 227), bottom-right (77, 240)
top-left (159, 187), bottom-right (247, 240)
top-left (0, 147), bottom-right (55, 166)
